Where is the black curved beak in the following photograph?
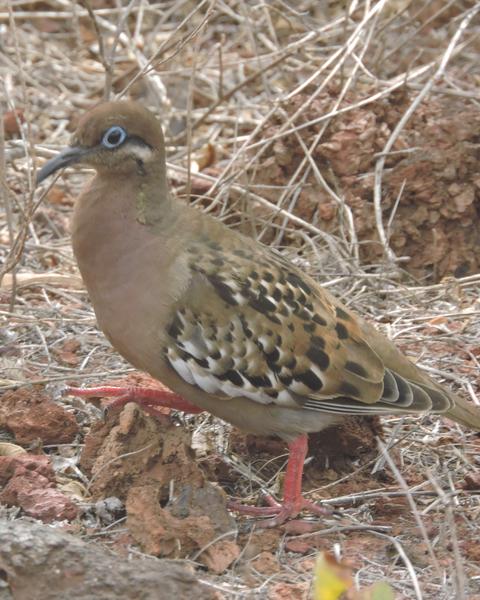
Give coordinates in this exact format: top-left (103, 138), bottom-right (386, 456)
top-left (36, 146), bottom-right (89, 185)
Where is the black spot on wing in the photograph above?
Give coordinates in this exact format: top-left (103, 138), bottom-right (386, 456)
top-left (345, 361), bottom-right (369, 377)
top-left (310, 335), bottom-right (325, 349)
top-left (257, 283), bottom-right (268, 296)
top-left (272, 288), bottom-right (282, 301)
top-left (207, 274), bottom-right (238, 306)
top-left (192, 356), bottom-right (209, 369)
top-left (206, 240), bottom-right (222, 251)
top-left (238, 315), bottom-right (253, 338)
top-left (167, 314), bottom-right (184, 339)
top-left (335, 322), bottom-right (349, 339)
top-left (313, 314), bottom-right (327, 327)
top-left (336, 306), bottom-right (351, 320)
top-left (286, 271), bottom-right (312, 294)
top-left (295, 369), bottom-right (323, 391)
top-left (265, 313), bottom-right (282, 325)
top-left (279, 374), bottom-right (293, 386)
top-left (296, 308), bottom-right (311, 321)
top-left (249, 295), bottom-right (277, 313)
top-left (265, 347), bottom-right (280, 363)
top-left (244, 373), bottom-right (272, 388)
top-left (285, 356), bottom-right (297, 370)
top-left (264, 348), bottom-right (281, 372)
top-left (218, 369), bottom-right (243, 386)
top-left (305, 345), bottom-right (330, 371)
top-left (233, 249), bottom-right (248, 258)
top-left (305, 336), bottom-right (326, 360)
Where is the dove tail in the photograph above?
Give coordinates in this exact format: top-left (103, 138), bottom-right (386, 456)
top-left (445, 396), bottom-right (480, 431)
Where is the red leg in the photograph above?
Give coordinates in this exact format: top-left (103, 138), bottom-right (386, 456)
top-left (228, 434), bottom-right (331, 528)
top-left (66, 385), bottom-right (204, 416)
top-left (68, 386), bottom-right (328, 527)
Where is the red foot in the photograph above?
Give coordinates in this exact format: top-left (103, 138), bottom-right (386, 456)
top-left (67, 388), bottom-right (329, 529)
top-left (227, 495), bottom-right (330, 528)
top-left (227, 434), bottom-right (331, 528)
top-left (65, 385), bottom-right (204, 417)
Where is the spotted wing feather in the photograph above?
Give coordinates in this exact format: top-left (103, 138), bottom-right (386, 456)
top-left (164, 238), bottom-right (450, 416)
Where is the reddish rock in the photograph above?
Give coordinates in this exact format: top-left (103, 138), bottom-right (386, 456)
top-left (127, 484), bottom-right (238, 573)
top-left (0, 454), bottom-right (53, 485)
top-left (248, 551), bottom-right (280, 575)
top-left (0, 387), bottom-right (78, 445)
top-left (461, 472), bottom-right (480, 490)
top-left (0, 454), bottom-right (77, 522)
top-left (3, 108), bottom-right (24, 138)
top-left (238, 528), bottom-right (283, 562)
top-left (268, 582), bottom-right (308, 600)
top-left (81, 403), bottom-right (239, 572)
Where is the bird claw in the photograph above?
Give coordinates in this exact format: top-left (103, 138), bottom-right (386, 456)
top-left (100, 393), bottom-right (134, 420)
top-left (227, 495), bottom-right (332, 528)
top-left (64, 385), bottom-right (203, 417)
top-left (64, 386), bottom-right (132, 419)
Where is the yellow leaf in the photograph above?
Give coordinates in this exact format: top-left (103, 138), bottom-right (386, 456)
top-left (369, 581), bottom-right (395, 600)
top-left (313, 552), bottom-right (352, 600)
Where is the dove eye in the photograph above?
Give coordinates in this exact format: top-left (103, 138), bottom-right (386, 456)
top-left (102, 126), bottom-right (127, 149)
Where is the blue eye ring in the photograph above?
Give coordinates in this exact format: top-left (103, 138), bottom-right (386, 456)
top-left (102, 126), bottom-right (127, 149)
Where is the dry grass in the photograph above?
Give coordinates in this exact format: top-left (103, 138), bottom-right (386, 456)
top-left (1, 1), bottom-right (480, 598)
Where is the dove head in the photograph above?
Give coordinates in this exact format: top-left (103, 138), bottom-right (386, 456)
top-left (37, 101), bottom-right (166, 183)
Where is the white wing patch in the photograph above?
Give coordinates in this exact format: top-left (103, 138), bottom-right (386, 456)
top-left (166, 345), bottom-right (282, 404)
top-left (165, 308), bottom-right (299, 406)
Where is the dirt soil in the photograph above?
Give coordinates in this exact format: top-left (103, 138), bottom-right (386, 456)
top-left (248, 87), bottom-right (480, 281)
